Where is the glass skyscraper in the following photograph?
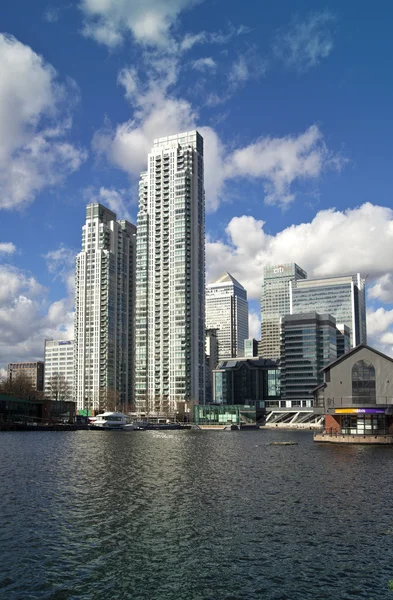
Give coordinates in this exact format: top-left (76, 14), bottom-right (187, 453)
top-left (74, 203), bottom-right (137, 412)
top-left (261, 263), bottom-right (307, 360)
top-left (290, 274), bottom-right (367, 348)
top-left (280, 312), bottom-right (340, 408)
top-left (134, 131), bottom-right (205, 415)
top-left (206, 272), bottom-right (249, 360)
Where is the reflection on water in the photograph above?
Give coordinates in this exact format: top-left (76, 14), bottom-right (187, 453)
top-left (1, 429), bottom-right (393, 599)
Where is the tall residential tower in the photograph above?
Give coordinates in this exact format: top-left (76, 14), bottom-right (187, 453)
top-left (206, 272), bottom-right (249, 360)
top-left (74, 203), bottom-right (136, 412)
top-left (134, 131), bottom-right (205, 415)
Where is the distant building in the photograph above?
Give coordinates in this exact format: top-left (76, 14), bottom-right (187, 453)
top-left (280, 313), bottom-right (339, 408)
top-left (44, 340), bottom-right (74, 400)
top-left (74, 203), bottom-right (137, 412)
top-left (7, 362), bottom-right (44, 392)
top-left (244, 338), bottom-right (259, 358)
top-left (213, 357), bottom-right (280, 416)
top-left (314, 345), bottom-right (393, 444)
top-left (261, 263), bottom-right (307, 360)
top-left (206, 272), bottom-right (249, 360)
top-left (290, 274), bottom-right (367, 347)
top-left (205, 329), bottom-right (219, 404)
top-left (336, 324), bottom-right (351, 357)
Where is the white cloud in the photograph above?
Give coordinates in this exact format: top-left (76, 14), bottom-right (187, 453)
top-left (0, 264), bottom-right (74, 369)
top-left (248, 310), bottom-right (261, 341)
top-left (180, 24), bottom-right (251, 51)
top-left (80, 0), bottom-right (202, 48)
top-left (228, 49), bottom-right (267, 89)
top-left (84, 186), bottom-right (135, 223)
top-left (206, 203), bottom-right (393, 300)
top-left (0, 243), bottom-right (16, 255)
top-left (274, 11), bottom-right (335, 71)
top-left (43, 245), bottom-right (76, 295)
top-left (0, 34), bottom-right (87, 210)
top-left (192, 57), bottom-right (216, 71)
top-left (368, 274), bottom-right (393, 303)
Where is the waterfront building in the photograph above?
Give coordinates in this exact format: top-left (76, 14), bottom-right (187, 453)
top-left (134, 131), bottom-right (205, 415)
top-left (290, 274), bottom-right (367, 347)
top-left (205, 329), bottom-right (219, 404)
top-left (261, 263), bottom-right (307, 360)
top-left (193, 404), bottom-right (257, 428)
top-left (280, 313), bottom-right (339, 408)
top-left (7, 362), bottom-right (44, 391)
top-left (74, 203), bottom-right (136, 413)
top-left (244, 338), bottom-right (259, 357)
top-left (44, 340), bottom-right (74, 401)
top-left (313, 345), bottom-right (393, 444)
top-left (213, 357), bottom-right (280, 417)
top-left (206, 272), bottom-right (249, 360)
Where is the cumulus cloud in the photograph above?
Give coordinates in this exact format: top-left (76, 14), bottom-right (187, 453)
top-left (0, 264), bottom-right (73, 368)
top-left (84, 186), bottom-right (135, 223)
top-left (206, 203), bottom-right (393, 299)
top-left (43, 245), bottom-right (77, 295)
top-left (0, 243), bottom-right (16, 255)
top-left (0, 34), bottom-right (87, 210)
top-left (80, 0), bottom-right (202, 48)
top-left (274, 11), bottom-right (336, 72)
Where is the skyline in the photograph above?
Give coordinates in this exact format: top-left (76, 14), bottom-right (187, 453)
top-left (1, 0), bottom-right (393, 372)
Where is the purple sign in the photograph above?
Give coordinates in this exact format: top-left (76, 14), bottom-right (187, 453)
top-left (357, 408), bottom-right (385, 414)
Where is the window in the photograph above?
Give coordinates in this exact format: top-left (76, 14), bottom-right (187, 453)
top-left (352, 359), bottom-right (376, 403)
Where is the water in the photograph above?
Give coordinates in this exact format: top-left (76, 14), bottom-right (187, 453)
top-left (1, 429), bottom-right (393, 600)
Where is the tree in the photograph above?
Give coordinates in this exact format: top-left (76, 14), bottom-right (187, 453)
top-left (1, 371), bottom-right (37, 399)
top-left (46, 373), bottom-right (71, 402)
top-left (98, 388), bottom-right (120, 413)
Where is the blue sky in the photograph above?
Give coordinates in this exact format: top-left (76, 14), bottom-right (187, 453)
top-left (1, 0), bottom-right (393, 371)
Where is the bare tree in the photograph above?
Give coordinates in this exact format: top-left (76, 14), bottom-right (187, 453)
top-left (46, 373), bottom-right (71, 402)
top-left (98, 388), bottom-right (120, 413)
top-left (1, 371), bottom-right (37, 399)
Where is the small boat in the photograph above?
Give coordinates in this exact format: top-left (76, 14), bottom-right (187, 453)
top-left (270, 441), bottom-right (298, 446)
top-left (90, 411), bottom-right (130, 430)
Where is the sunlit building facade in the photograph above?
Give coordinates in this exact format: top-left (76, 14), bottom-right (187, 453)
top-left (206, 272), bottom-right (249, 360)
top-left (74, 203), bottom-right (136, 412)
top-left (134, 131), bottom-right (205, 414)
top-left (290, 274), bottom-right (367, 348)
top-left (261, 263), bottom-right (307, 360)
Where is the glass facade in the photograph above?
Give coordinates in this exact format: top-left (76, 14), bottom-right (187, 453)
top-left (194, 404), bottom-right (257, 426)
top-left (261, 264), bottom-right (307, 360)
top-left (206, 273), bottom-right (249, 360)
top-left (290, 274), bottom-right (367, 347)
top-left (213, 358), bottom-right (280, 409)
top-left (352, 359), bottom-right (376, 402)
top-left (280, 313), bottom-right (338, 407)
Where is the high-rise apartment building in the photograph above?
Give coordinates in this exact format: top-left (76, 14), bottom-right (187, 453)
top-left (7, 362), bottom-right (44, 391)
top-left (134, 131), bottom-right (205, 414)
top-left (280, 312), bottom-right (340, 407)
top-left (206, 272), bottom-right (249, 360)
top-left (261, 263), bottom-right (307, 360)
top-left (290, 274), bottom-right (367, 347)
top-left (44, 340), bottom-right (74, 400)
top-left (74, 203), bottom-right (136, 412)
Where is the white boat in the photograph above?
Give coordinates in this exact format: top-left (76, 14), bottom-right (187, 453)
top-left (91, 411), bottom-right (131, 430)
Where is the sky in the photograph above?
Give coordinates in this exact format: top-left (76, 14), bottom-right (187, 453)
top-left (1, 0), bottom-right (393, 373)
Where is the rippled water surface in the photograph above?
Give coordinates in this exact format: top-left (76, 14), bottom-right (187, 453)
top-left (1, 429), bottom-right (393, 599)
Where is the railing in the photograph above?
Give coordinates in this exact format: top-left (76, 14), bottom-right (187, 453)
top-left (314, 396), bottom-right (393, 409)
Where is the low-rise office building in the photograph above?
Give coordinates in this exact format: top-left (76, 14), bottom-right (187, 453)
top-left (213, 358), bottom-right (281, 417)
top-left (314, 344), bottom-right (393, 443)
top-left (7, 362), bottom-right (44, 392)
